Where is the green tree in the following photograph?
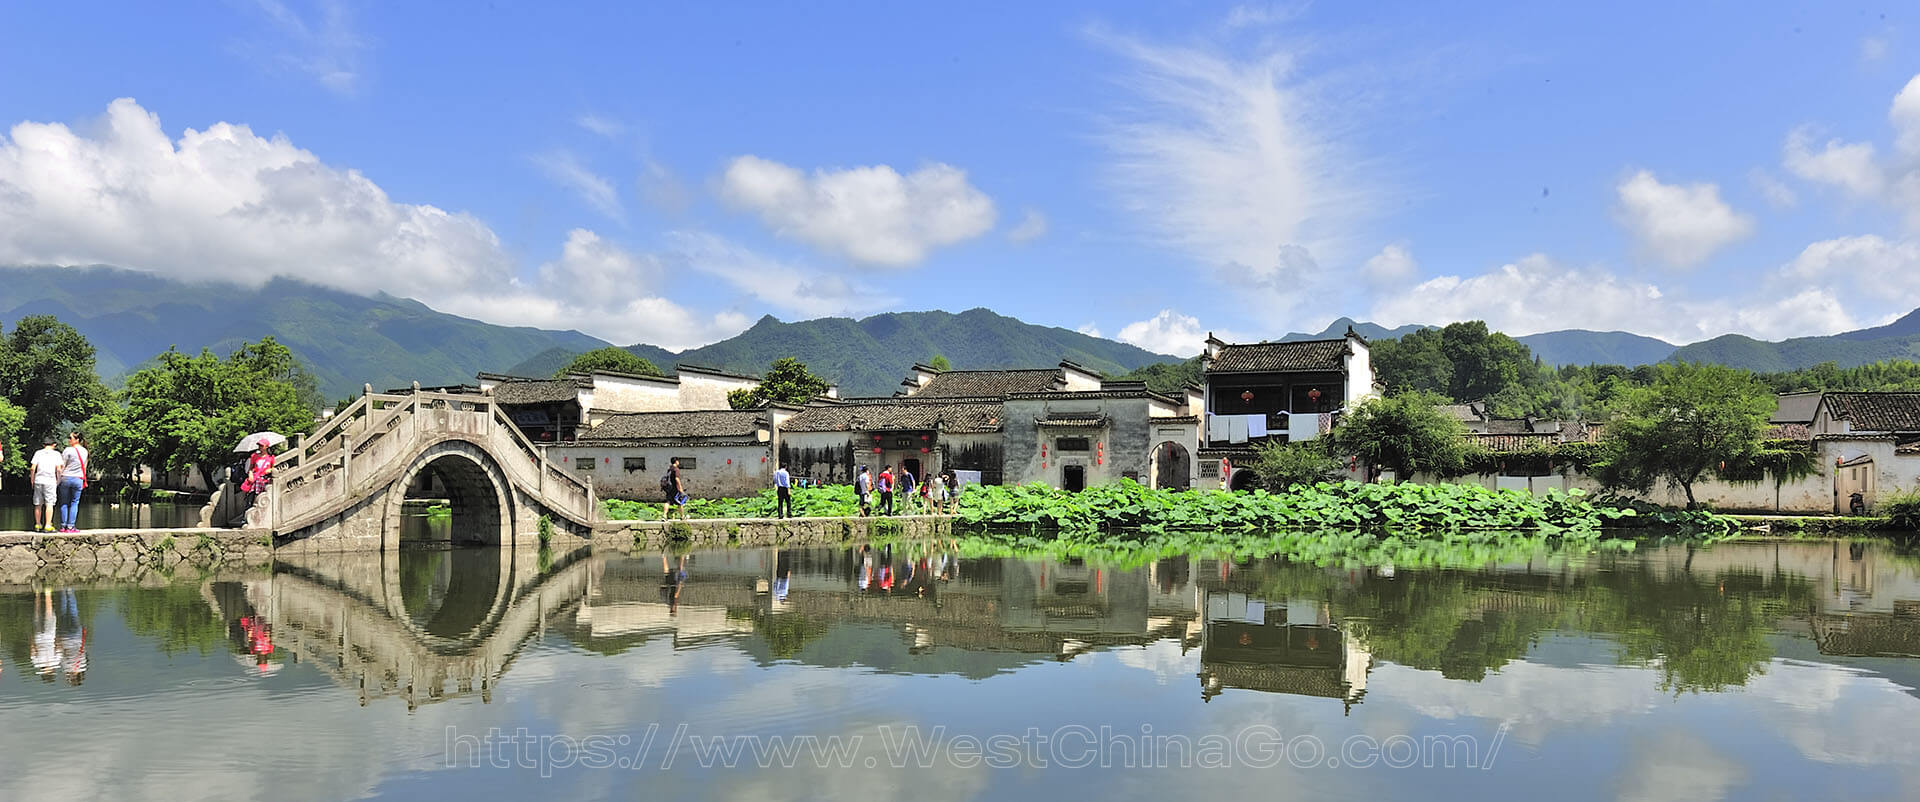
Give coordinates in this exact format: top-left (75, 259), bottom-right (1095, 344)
top-left (1333, 391), bottom-right (1468, 482)
top-left (0, 315), bottom-right (110, 442)
top-left (1596, 362), bottom-right (1772, 508)
top-left (728, 357), bottom-right (833, 409)
top-left (1370, 328), bottom-right (1452, 396)
top-left (557, 347), bottom-right (663, 378)
top-left (927, 354), bottom-right (952, 371)
top-left (93, 338), bottom-right (317, 489)
top-left (1249, 440), bottom-right (1343, 491)
top-left (1114, 356), bottom-right (1204, 395)
top-left (0, 397), bottom-right (24, 477)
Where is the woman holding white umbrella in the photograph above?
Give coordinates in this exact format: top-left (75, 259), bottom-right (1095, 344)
top-left (235, 432), bottom-right (286, 512)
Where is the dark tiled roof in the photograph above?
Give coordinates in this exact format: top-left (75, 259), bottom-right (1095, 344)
top-left (580, 410), bottom-right (767, 441)
top-left (491, 378), bottom-right (586, 405)
top-left (1438, 403), bottom-right (1486, 423)
top-left (781, 401), bottom-right (1004, 434)
top-left (1466, 432), bottom-right (1562, 452)
top-left (1149, 415), bottom-right (1201, 425)
top-left (1771, 391), bottom-right (1824, 424)
top-left (1485, 418), bottom-right (1533, 435)
top-left (1207, 339), bottom-right (1349, 373)
top-left (675, 363), bottom-right (761, 382)
top-left (1764, 423), bottom-right (1811, 441)
top-left (913, 369), bottom-right (1063, 398)
top-left (1822, 392), bottom-right (1920, 432)
top-left (1898, 442), bottom-right (1920, 455)
top-left (1035, 414), bottom-right (1109, 428)
top-left (1007, 388), bottom-right (1180, 403)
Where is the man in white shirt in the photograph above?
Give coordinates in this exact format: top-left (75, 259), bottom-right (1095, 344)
top-left (30, 436), bottom-right (63, 533)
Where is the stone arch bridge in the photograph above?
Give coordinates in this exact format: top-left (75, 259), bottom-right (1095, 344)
top-left (264, 387), bottom-right (598, 552)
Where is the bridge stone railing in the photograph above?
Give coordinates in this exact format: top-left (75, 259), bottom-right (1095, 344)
top-left (272, 388), bottom-right (596, 536)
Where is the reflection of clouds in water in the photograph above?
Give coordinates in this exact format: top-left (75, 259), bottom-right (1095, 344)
top-left (709, 722), bottom-right (990, 802)
top-left (1107, 640), bottom-right (1200, 685)
top-left (1615, 730), bottom-right (1747, 802)
top-left (1370, 661), bottom-right (1666, 745)
top-left (1745, 660), bottom-right (1920, 767)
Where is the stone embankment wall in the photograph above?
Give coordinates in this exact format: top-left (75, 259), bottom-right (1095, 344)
top-left (592, 515), bottom-right (952, 552)
top-left (0, 529), bottom-right (274, 586)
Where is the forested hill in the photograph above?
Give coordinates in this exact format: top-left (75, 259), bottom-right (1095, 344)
top-left (1274, 317), bottom-right (1678, 367)
top-left (0, 265), bottom-right (612, 398)
top-left (1666, 309), bottom-right (1920, 371)
top-left (509, 309), bottom-right (1179, 397)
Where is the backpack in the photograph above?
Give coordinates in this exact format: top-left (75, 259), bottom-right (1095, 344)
top-left (660, 472), bottom-right (675, 493)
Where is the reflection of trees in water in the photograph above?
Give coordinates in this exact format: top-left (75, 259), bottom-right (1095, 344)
top-left (1243, 556), bottom-right (1819, 692)
top-left (115, 584), bottom-right (225, 656)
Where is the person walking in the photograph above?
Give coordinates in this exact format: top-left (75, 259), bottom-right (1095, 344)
top-left (855, 466), bottom-right (872, 517)
top-left (30, 436), bottom-right (62, 533)
top-left (878, 465), bottom-right (895, 516)
top-left (773, 463), bottom-right (793, 519)
top-left (55, 431), bottom-right (88, 533)
top-left (662, 458), bottom-right (689, 521)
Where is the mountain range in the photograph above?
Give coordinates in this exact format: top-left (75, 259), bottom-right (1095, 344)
top-left (5, 264), bottom-right (1919, 400)
top-left (506, 309), bottom-right (1178, 397)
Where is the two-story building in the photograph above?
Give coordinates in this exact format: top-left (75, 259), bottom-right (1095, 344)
top-left (1198, 328), bottom-right (1377, 489)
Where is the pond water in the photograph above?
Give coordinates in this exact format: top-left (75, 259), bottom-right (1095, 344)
top-left (3, 538), bottom-right (1919, 800)
top-left (0, 498), bottom-right (201, 530)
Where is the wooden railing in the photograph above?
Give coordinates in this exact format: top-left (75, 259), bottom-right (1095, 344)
top-left (271, 388), bottom-right (596, 534)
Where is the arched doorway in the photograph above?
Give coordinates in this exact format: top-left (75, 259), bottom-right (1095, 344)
top-left (1229, 468), bottom-right (1261, 492)
top-left (1153, 442), bottom-right (1191, 490)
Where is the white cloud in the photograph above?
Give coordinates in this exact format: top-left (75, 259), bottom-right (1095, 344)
top-left (533, 149), bottom-right (623, 220)
top-left (1894, 73), bottom-right (1920, 157)
top-left (717, 155), bottom-right (996, 267)
top-left (1007, 208), bottom-right (1049, 244)
top-left (1778, 74), bottom-right (1920, 227)
top-left (1362, 243), bottom-right (1418, 286)
top-left (576, 113), bottom-right (624, 138)
top-left (1116, 309), bottom-right (1211, 356)
top-left (1615, 731), bottom-right (1748, 802)
top-left (1781, 234), bottom-right (1920, 311)
top-left (1371, 253), bottom-right (1858, 344)
top-left (0, 99), bottom-right (747, 349)
top-left (1093, 26), bottom-right (1370, 308)
top-left (436, 229), bottom-right (749, 349)
top-left (1785, 128), bottom-right (1885, 196)
top-left (1614, 171), bottom-right (1753, 267)
top-left (1076, 322), bottom-right (1103, 338)
top-left (0, 98), bottom-right (511, 301)
top-left (241, 0), bottom-right (367, 95)
top-left (1750, 168), bottom-right (1798, 208)
top-left (666, 231), bottom-right (898, 320)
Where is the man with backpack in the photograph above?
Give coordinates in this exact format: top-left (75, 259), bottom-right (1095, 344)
top-left (660, 458), bottom-right (688, 521)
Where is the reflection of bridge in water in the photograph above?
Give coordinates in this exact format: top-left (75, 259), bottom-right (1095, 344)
top-left (206, 545), bottom-right (596, 709)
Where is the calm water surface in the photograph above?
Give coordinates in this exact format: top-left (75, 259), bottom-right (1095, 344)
top-left (0, 498), bottom-right (201, 530)
top-left (3, 538), bottom-right (1919, 800)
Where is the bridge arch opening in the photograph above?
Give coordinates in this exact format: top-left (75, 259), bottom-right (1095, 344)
top-left (397, 547), bottom-right (508, 639)
top-left (386, 443), bottom-right (516, 549)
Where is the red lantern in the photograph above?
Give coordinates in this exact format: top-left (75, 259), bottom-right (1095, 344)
top-left (1308, 387), bottom-right (1321, 403)
top-left (873, 447), bottom-right (883, 454)
top-left (727, 458), bottom-right (732, 465)
top-left (920, 447), bottom-right (929, 453)
top-left (921, 434), bottom-right (929, 441)
top-left (603, 457), bottom-right (609, 463)
top-left (873, 435), bottom-right (882, 442)
top-left (1241, 390), bottom-right (1254, 404)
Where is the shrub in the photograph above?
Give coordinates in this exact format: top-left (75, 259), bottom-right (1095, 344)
top-left (1886, 487), bottom-right (1920, 530)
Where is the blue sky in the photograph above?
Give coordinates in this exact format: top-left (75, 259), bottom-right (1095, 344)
top-left (2, 1), bottom-right (1918, 354)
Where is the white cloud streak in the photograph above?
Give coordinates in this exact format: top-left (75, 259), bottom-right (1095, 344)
top-left (1093, 25), bottom-right (1371, 309)
top-left (242, 0), bottom-right (368, 95)
top-left (665, 231), bottom-right (898, 320)
top-left (717, 155), bottom-right (996, 267)
top-left (533, 149), bottom-right (623, 221)
top-left (1116, 309), bottom-right (1213, 356)
top-left (1007, 208), bottom-right (1049, 244)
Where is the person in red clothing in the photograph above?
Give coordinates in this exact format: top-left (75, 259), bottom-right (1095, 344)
top-left (878, 466), bottom-right (895, 516)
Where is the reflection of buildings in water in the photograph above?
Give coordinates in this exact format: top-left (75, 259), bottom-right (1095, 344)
top-left (1809, 608), bottom-right (1920, 658)
top-left (1196, 591), bottom-right (1371, 711)
top-left (569, 548), bottom-right (1204, 673)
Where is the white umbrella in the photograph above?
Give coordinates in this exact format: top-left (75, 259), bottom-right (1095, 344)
top-left (233, 432), bottom-right (288, 453)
